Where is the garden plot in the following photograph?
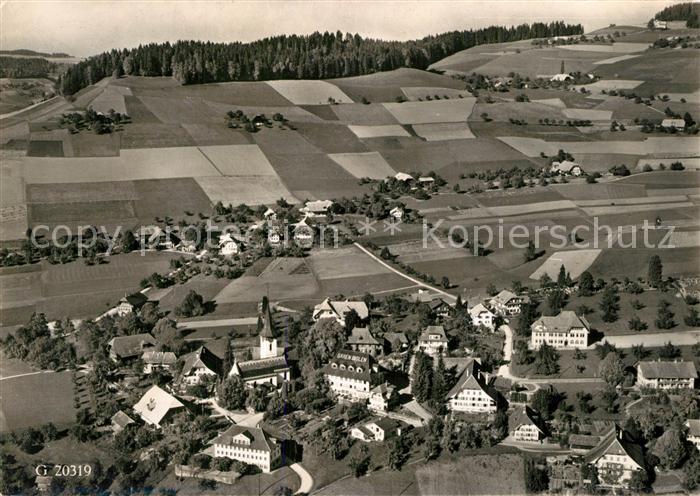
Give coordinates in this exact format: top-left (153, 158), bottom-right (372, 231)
top-left (307, 247), bottom-right (391, 280)
top-left (412, 122), bottom-right (475, 141)
top-left (194, 176), bottom-right (297, 206)
top-left (562, 108), bottom-right (613, 120)
top-left (328, 151), bottom-right (396, 179)
top-left (347, 124), bottom-right (410, 138)
top-left (89, 85), bottom-right (131, 115)
top-left (266, 80), bottom-right (353, 105)
top-left (400, 87), bottom-right (472, 101)
top-left (593, 54), bottom-right (641, 65)
top-left (559, 42), bottom-right (649, 53)
top-left (22, 146), bottom-right (221, 183)
top-left (198, 144), bottom-right (278, 176)
top-left (529, 249), bottom-right (602, 281)
top-left (382, 98), bottom-right (476, 124)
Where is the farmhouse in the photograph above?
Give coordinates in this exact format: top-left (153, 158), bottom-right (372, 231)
top-left (531, 311), bottom-right (590, 349)
top-left (550, 73), bottom-right (573, 82)
top-left (218, 232), bottom-right (241, 256)
top-left (351, 418), bottom-right (403, 442)
top-left (267, 221), bottom-right (283, 245)
top-left (417, 325), bottom-right (449, 355)
top-left (116, 292), bottom-right (149, 316)
top-left (302, 199), bottom-right (334, 218)
top-left (636, 360), bottom-right (697, 389)
top-left (393, 172), bottom-right (414, 182)
top-left (653, 19), bottom-right (668, 29)
top-left (139, 226), bottom-right (179, 249)
top-left (313, 298), bottom-right (369, 326)
top-left (228, 305), bottom-right (290, 387)
top-left (133, 385), bottom-right (186, 427)
top-left (180, 346), bottom-right (222, 386)
top-left (550, 160), bottom-right (583, 176)
top-left (347, 326), bottom-right (383, 356)
top-left (686, 419), bottom-right (700, 451)
top-left (212, 425), bottom-right (281, 473)
top-left (407, 291), bottom-right (453, 318)
top-left (445, 360), bottom-right (498, 414)
top-left (489, 290), bottom-right (528, 316)
top-left (469, 303), bottom-right (496, 331)
top-left (108, 333), bottom-right (156, 362)
top-left (292, 217), bottom-right (314, 245)
top-left (661, 118), bottom-right (686, 130)
top-left (368, 382), bottom-right (398, 412)
top-left (142, 350), bottom-right (177, 374)
top-left (263, 207), bottom-right (277, 220)
top-left (586, 425), bottom-right (646, 488)
top-left (323, 349), bottom-right (378, 401)
top-left (384, 331), bottom-right (408, 352)
top-left (509, 406), bottom-right (547, 443)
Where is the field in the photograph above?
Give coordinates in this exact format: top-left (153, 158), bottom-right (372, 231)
top-left (401, 87), bottom-right (472, 101)
top-left (266, 80), bottom-right (353, 104)
top-left (348, 124), bottom-right (410, 138)
top-left (328, 151), bottom-right (396, 179)
top-left (330, 103), bottom-right (400, 125)
top-left (416, 454), bottom-right (526, 495)
top-left (498, 136), bottom-right (700, 157)
top-left (412, 122), bottom-right (475, 141)
top-left (529, 249), bottom-right (602, 280)
top-left (199, 144), bottom-right (278, 175)
top-left (307, 246), bottom-right (393, 279)
top-left (383, 98), bottom-right (476, 124)
top-left (194, 176), bottom-right (298, 206)
top-left (0, 371), bottom-right (76, 432)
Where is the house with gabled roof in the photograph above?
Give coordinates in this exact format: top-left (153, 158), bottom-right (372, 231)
top-left (347, 327), bottom-right (382, 356)
top-left (389, 206), bottom-right (404, 220)
top-left (489, 289), bottom-right (528, 316)
top-left (585, 425), bottom-right (646, 488)
top-left (531, 311), bottom-right (589, 349)
top-left (218, 232), bottom-right (243, 256)
top-left (133, 385), bottom-right (186, 427)
top-left (686, 419), bottom-right (700, 451)
top-left (323, 349), bottom-right (378, 401)
top-left (228, 303), bottom-right (290, 387)
top-left (111, 410), bottom-right (135, 435)
top-left (142, 350), bottom-right (177, 374)
top-left (368, 382), bottom-right (398, 412)
top-left (313, 298), bottom-right (369, 326)
top-left (509, 406), bottom-right (548, 443)
top-left (212, 425), bottom-right (281, 473)
top-left (469, 303), bottom-right (496, 331)
top-left (637, 360), bottom-right (697, 389)
top-left (393, 172), bottom-right (414, 182)
top-left (108, 333), bottom-right (156, 362)
top-left (180, 346), bottom-right (222, 386)
top-left (445, 360), bottom-right (498, 414)
top-left (302, 199), bottom-right (334, 218)
top-left (384, 331), bottom-right (408, 352)
top-left (292, 217), bottom-right (314, 245)
top-left (116, 292), bottom-right (149, 316)
top-left (351, 417), bottom-right (404, 442)
top-left (550, 160), bottom-right (583, 176)
top-left (418, 325), bottom-right (448, 356)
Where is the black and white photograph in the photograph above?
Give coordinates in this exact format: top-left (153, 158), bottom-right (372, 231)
top-left (0, 1), bottom-right (699, 494)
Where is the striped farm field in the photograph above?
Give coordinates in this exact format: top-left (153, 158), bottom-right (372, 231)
top-left (194, 176), bottom-right (298, 206)
top-left (382, 98), bottom-right (476, 124)
top-left (331, 103), bottom-right (401, 125)
top-left (266, 80), bottom-right (353, 104)
top-left (328, 151), bottom-right (396, 179)
top-left (199, 144), bottom-right (279, 176)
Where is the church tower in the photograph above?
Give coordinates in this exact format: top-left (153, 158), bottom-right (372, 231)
top-left (259, 305), bottom-right (278, 359)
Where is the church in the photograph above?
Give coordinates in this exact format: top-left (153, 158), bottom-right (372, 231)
top-left (228, 302), bottom-right (291, 387)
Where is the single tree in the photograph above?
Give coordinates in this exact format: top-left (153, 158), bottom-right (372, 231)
top-left (648, 255), bottom-right (663, 288)
top-left (598, 352), bottom-right (625, 387)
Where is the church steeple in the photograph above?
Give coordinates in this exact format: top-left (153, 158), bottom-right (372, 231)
top-left (259, 300), bottom-right (277, 358)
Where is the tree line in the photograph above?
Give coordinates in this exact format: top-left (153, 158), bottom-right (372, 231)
top-left (0, 56), bottom-right (57, 78)
top-left (59, 22), bottom-right (583, 94)
top-left (652, 2), bottom-right (700, 28)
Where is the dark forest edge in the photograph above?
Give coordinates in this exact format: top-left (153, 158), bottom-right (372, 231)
top-left (58, 22), bottom-right (583, 95)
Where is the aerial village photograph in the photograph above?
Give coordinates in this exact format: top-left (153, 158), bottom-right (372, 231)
top-left (0, 0), bottom-right (699, 494)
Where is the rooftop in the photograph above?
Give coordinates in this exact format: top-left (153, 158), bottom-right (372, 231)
top-left (638, 360), bottom-right (697, 379)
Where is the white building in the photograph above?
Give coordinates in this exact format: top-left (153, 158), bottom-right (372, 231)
top-left (531, 311), bottom-right (590, 349)
top-left (393, 172), bottom-right (414, 182)
top-left (142, 351), bottom-right (177, 374)
top-left (389, 206), bottom-right (404, 220)
top-left (351, 418), bottom-right (403, 442)
top-left (347, 326), bottom-right (383, 356)
top-left (637, 360), bottom-right (697, 390)
top-left (368, 382), bottom-right (397, 413)
top-left (417, 325), bottom-right (448, 356)
top-left (445, 360), bottom-right (498, 414)
top-left (653, 19), bottom-right (668, 29)
top-left (115, 292), bottom-right (149, 317)
top-left (180, 346), bottom-right (221, 386)
top-left (218, 232), bottom-right (241, 256)
top-left (661, 118), bottom-right (686, 130)
top-left (302, 199), bottom-right (334, 218)
top-left (509, 406), bottom-right (547, 443)
top-left (323, 350), bottom-right (377, 401)
top-left (133, 385), bottom-right (186, 427)
top-left (489, 290), bottom-right (528, 316)
top-left (292, 217), bottom-right (314, 245)
top-left (469, 303), bottom-right (496, 331)
top-left (550, 160), bottom-right (583, 176)
top-left (586, 426), bottom-right (646, 488)
top-left (313, 298), bottom-right (369, 326)
top-left (212, 425), bottom-right (281, 473)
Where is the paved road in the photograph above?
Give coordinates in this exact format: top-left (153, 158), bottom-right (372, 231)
top-left (597, 330), bottom-right (700, 348)
top-left (0, 370), bottom-right (54, 381)
top-left (290, 463), bottom-right (314, 495)
top-left (353, 242), bottom-right (457, 302)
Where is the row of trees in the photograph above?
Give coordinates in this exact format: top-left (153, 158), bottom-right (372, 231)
top-left (58, 22), bottom-right (583, 94)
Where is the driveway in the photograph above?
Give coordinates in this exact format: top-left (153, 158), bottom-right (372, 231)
top-left (290, 463), bottom-right (313, 494)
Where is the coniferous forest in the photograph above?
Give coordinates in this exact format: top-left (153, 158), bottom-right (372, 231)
top-left (59, 22), bottom-right (583, 94)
